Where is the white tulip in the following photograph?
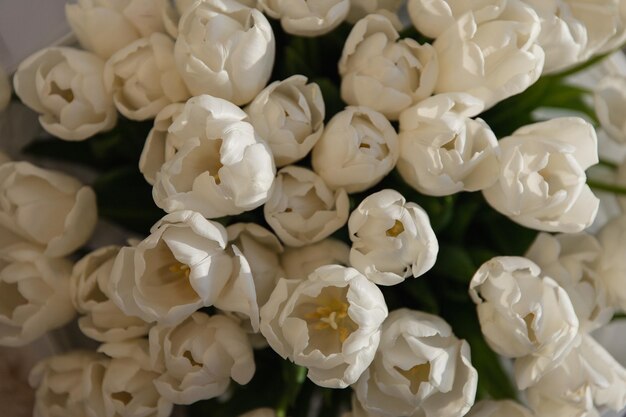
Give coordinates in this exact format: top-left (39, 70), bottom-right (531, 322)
top-left (595, 75), bottom-right (626, 143)
top-left (66, 0), bottom-right (165, 59)
top-left (71, 246), bottom-right (151, 343)
top-left (433, 0), bottom-right (545, 109)
top-left (161, 0), bottom-right (199, 38)
top-left (0, 247), bottom-right (75, 347)
top-left (109, 210), bottom-right (233, 325)
top-left (260, 265), bottom-right (388, 388)
top-left (13, 47), bottom-right (117, 141)
top-left (94, 339), bottom-right (173, 417)
top-left (239, 409), bottom-right (277, 417)
top-left (407, 0), bottom-right (506, 39)
top-left (139, 103), bottom-right (185, 185)
top-left (565, 0), bottom-right (626, 58)
top-left (354, 309), bottom-right (478, 417)
top-left (0, 66), bottom-right (10, 113)
top-left (466, 400), bottom-right (534, 417)
top-left (223, 223), bottom-right (284, 329)
top-left (348, 189), bottom-right (438, 286)
top-left (526, 334), bottom-right (626, 417)
top-left (29, 351), bottom-right (106, 417)
top-left (264, 166), bottom-right (350, 247)
top-left (482, 118), bottom-right (599, 233)
top-left (0, 161), bottom-right (97, 257)
top-left (347, 0), bottom-right (403, 23)
top-left (397, 93), bottom-right (500, 196)
top-left (469, 256), bottom-right (580, 389)
top-left (523, 0), bottom-right (588, 74)
top-left (153, 95), bottom-right (275, 218)
top-left (104, 33), bottom-right (190, 121)
top-left (339, 14), bottom-right (438, 120)
top-left (245, 75), bottom-right (325, 167)
top-left (281, 238), bottom-right (350, 279)
top-left (311, 107), bottom-right (399, 193)
top-left (595, 214), bottom-right (626, 311)
top-left (258, 0), bottom-right (350, 37)
top-left (175, 0), bottom-right (275, 105)
top-left (148, 313), bottom-right (255, 404)
top-left (525, 233), bottom-right (612, 332)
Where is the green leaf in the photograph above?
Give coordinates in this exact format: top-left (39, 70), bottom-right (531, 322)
top-left (312, 77), bottom-right (345, 122)
top-left (92, 166), bottom-right (164, 234)
top-left (432, 245), bottom-right (476, 284)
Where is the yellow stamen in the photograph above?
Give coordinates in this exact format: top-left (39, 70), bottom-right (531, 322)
top-left (360, 143), bottom-right (371, 149)
top-left (386, 220), bottom-right (405, 237)
top-left (397, 363), bottom-right (431, 394)
top-left (304, 299), bottom-right (352, 342)
top-left (169, 262), bottom-right (191, 279)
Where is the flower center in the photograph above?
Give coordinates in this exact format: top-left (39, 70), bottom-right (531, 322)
top-left (386, 220), bottom-right (405, 237)
top-left (397, 362), bottom-right (431, 394)
top-left (169, 262), bottom-right (190, 279)
top-left (305, 298), bottom-right (352, 343)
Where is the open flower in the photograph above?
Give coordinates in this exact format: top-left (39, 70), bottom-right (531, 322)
top-left (153, 95), bottom-right (275, 218)
top-left (339, 14), bottom-right (438, 120)
top-left (482, 117), bottom-right (599, 233)
top-left (260, 265), bottom-right (388, 388)
top-left (311, 107), bottom-right (399, 193)
top-left (526, 334), bottom-right (626, 417)
top-left (281, 238), bottom-right (350, 279)
top-left (109, 211), bottom-right (233, 325)
top-left (353, 309), bottom-right (478, 417)
top-left (71, 246), bottom-right (151, 343)
top-left (66, 0), bottom-right (165, 59)
top-left (13, 47), bottom-right (116, 141)
top-left (0, 161), bottom-right (97, 257)
top-left (29, 351), bottom-right (106, 417)
top-left (175, 0), bottom-right (275, 105)
top-left (149, 313), bottom-right (255, 404)
top-left (469, 256), bottom-right (580, 389)
top-left (103, 33), bottom-right (189, 121)
top-left (0, 247), bottom-right (75, 347)
top-left (245, 75), bottom-right (325, 167)
top-left (139, 103), bottom-right (185, 185)
top-left (433, 0), bottom-right (545, 109)
top-left (258, 0), bottom-right (350, 37)
top-left (264, 166), bottom-right (349, 247)
top-left (466, 400), bottom-right (534, 417)
top-left (525, 232), bottom-right (612, 332)
top-left (397, 93), bottom-right (500, 196)
top-left (348, 189), bottom-right (438, 286)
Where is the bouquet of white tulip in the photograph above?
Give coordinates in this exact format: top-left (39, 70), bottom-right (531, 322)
top-left (3, 0), bottom-right (626, 417)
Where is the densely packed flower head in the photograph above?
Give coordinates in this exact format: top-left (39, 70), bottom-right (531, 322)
top-left (3, 0), bottom-right (626, 416)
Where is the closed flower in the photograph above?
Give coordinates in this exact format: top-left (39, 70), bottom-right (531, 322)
top-left (152, 95), bottom-right (275, 218)
top-left (281, 238), bottom-right (350, 279)
top-left (0, 161), bottom-right (97, 257)
top-left (525, 232), bottom-right (612, 332)
top-left (258, 0), bottom-right (350, 37)
top-left (482, 118), bottom-right (599, 233)
top-left (469, 256), bottom-right (579, 389)
top-left (260, 265), bottom-right (388, 388)
top-left (264, 166), bottom-right (349, 247)
top-left (348, 189), bottom-right (439, 286)
top-left (104, 33), bottom-right (189, 121)
top-left (353, 309), bottom-right (478, 417)
top-left (13, 47), bottom-right (117, 141)
top-left (174, 0), bottom-right (275, 105)
top-left (149, 313), bottom-right (255, 404)
top-left (595, 214), bottom-right (626, 311)
top-left (564, 0), bottom-right (626, 58)
top-left (466, 400), bottom-right (534, 417)
top-left (0, 247), bottom-right (75, 347)
top-left (245, 75), bottom-right (325, 167)
top-left (339, 14), bottom-right (438, 120)
top-left (397, 93), bottom-right (500, 196)
top-left (71, 246), bottom-right (151, 343)
top-left (433, 0), bottom-right (545, 109)
top-left (595, 75), bottom-right (626, 143)
top-left (109, 211), bottom-right (233, 325)
top-left (311, 107), bottom-right (399, 193)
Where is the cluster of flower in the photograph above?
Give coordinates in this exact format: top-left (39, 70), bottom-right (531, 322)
top-left (1, 0), bottom-right (626, 417)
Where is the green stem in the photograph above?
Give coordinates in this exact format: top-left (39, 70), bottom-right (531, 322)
top-left (587, 179), bottom-right (626, 195)
top-left (597, 159), bottom-right (619, 170)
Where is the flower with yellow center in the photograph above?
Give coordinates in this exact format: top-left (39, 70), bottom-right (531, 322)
top-left (260, 265), bottom-right (388, 388)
